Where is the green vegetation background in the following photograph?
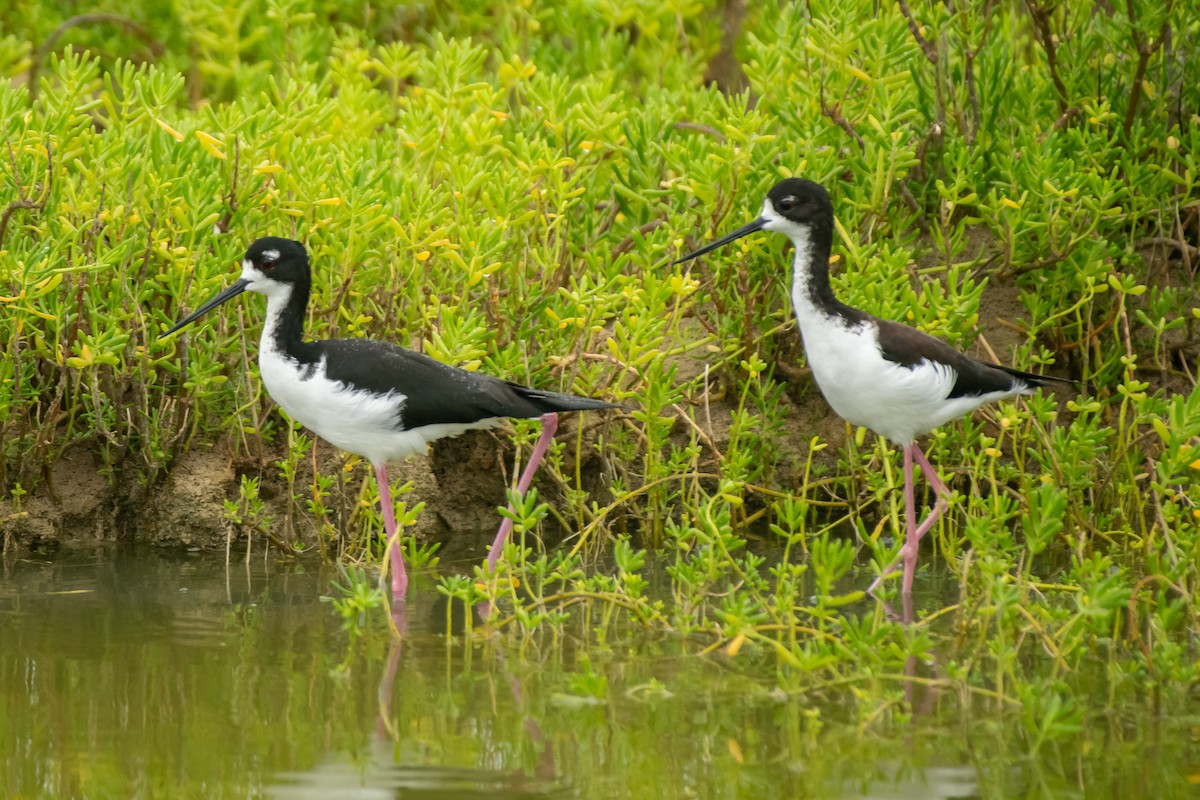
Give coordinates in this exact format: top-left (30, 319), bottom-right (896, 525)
top-left (1, 0), bottom-right (1198, 705)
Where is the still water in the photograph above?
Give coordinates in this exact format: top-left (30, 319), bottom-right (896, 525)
top-left (1, 548), bottom-right (1195, 799)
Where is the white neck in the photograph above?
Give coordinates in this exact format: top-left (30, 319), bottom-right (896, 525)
top-left (257, 285), bottom-right (293, 354)
top-left (787, 227), bottom-right (824, 320)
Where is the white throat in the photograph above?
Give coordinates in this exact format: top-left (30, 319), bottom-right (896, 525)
top-left (256, 284), bottom-right (293, 353)
top-left (786, 226), bottom-right (824, 320)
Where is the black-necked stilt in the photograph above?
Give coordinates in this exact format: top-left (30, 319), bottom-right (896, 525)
top-left (675, 178), bottom-right (1069, 594)
top-left (160, 237), bottom-right (620, 599)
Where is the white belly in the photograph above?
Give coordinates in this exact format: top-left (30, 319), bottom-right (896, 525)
top-left (798, 317), bottom-right (1004, 445)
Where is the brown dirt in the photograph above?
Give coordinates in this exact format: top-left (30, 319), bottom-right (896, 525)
top-left (0, 418), bottom-right (614, 560)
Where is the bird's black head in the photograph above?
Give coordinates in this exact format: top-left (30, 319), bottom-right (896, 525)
top-left (674, 177), bottom-right (834, 265)
top-left (159, 236), bottom-right (311, 340)
top-left (242, 237), bottom-right (310, 290)
top-left (763, 178), bottom-right (832, 227)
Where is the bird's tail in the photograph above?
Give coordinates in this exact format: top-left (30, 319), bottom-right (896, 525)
top-left (509, 383), bottom-right (625, 414)
top-left (996, 364), bottom-right (1080, 391)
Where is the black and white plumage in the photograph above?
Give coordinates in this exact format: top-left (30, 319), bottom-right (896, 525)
top-left (161, 237), bottom-right (619, 600)
top-left (675, 178), bottom-right (1068, 594)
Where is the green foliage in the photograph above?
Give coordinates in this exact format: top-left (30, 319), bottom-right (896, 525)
top-left (1, 0), bottom-right (1198, 724)
top-left (321, 564), bottom-right (388, 632)
top-left (222, 473), bottom-right (277, 552)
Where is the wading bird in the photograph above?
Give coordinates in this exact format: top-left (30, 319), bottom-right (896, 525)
top-left (161, 237), bottom-right (619, 600)
top-left (675, 179), bottom-right (1068, 594)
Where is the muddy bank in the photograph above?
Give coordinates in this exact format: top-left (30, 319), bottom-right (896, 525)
top-left (0, 422), bottom-right (617, 559)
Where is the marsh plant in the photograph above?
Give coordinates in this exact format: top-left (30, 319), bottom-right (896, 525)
top-left (1, 0), bottom-right (1197, 722)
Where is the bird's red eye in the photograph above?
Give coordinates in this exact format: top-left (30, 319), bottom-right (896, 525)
top-left (261, 259), bottom-right (277, 270)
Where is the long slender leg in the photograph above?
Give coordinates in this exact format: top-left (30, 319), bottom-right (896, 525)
top-left (374, 462), bottom-right (407, 599)
top-left (868, 443), bottom-right (920, 594)
top-left (911, 444), bottom-right (952, 504)
top-left (898, 444), bottom-right (921, 594)
top-left (909, 443), bottom-right (951, 541)
top-left (486, 413), bottom-right (559, 572)
top-left (868, 443), bottom-right (955, 595)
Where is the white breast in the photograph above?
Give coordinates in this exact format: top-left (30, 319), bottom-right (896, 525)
top-left (796, 315), bottom-right (1024, 444)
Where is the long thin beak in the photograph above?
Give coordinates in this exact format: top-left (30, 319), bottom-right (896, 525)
top-left (159, 278), bottom-right (250, 339)
top-left (673, 217), bottom-right (766, 265)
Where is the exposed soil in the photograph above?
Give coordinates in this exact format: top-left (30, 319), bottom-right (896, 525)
top-left (0, 417), bottom-right (618, 561)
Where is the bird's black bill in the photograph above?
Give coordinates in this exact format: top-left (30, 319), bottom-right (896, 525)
top-left (673, 217), bottom-right (766, 265)
top-left (158, 278), bottom-right (251, 339)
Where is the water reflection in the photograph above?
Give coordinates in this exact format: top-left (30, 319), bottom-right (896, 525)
top-left (268, 753), bottom-right (558, 799)
top-left (0, 548), bottom-right (1193, 799)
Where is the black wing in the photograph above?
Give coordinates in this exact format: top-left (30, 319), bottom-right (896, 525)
top-left (318, 338), bottom-right (619, 430)
top-left (875, 318), bottom-right (1071, 399)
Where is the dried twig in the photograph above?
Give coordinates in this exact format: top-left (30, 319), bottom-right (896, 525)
top-left (818, 72), bottom-right (865, 152)
top-left (1024, 0), bottom-right (1070, 115)
top-left (1121, 0), bottom-right (1173, 141)
top-left (0, 137), bottom-right (53, 247)
top-left (672, 121), bottom-right (727, 144)
top-left (214, 136), bottom-right (240, 234)
top-left (896, 0), bottom-right (938, 64)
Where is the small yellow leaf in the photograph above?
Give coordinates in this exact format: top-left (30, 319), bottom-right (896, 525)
top-left (156, 118), bottom-right (185, 142)
top-left (725, 632), bottom-right (746, 657)
top-left (846, 65), bottom-right (872, 83)
top-left (33, 273), bottom-right (63, 296)
top-left (195, 130), bottom-right (227, 160)
top-left (727, 738), bottom-right (744, 764)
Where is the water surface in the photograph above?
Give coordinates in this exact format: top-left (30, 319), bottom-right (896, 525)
top-left (1, 548), bottom-right (1195, 798)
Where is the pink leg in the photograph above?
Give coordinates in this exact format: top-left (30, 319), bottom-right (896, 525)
top-left (911, 445), bottom-right (952, 504)
top-left (868, 443), bottom-right (953, 595)
top-left (898, 444), bottom-right (922, 594)
top-left (910, 443), bottom-right (950, 538)
top-left (374, 462), bottom-right (407, 599)
top-left (868, 443), bottom-right (920, 594)
top-left (486, 413), bottom-right (558, 572)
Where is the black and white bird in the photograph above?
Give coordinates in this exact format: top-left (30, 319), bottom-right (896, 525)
top-left (161, 237), bottom-right (619, 600)
top-left (675, 178), bottom-right (1068, 594)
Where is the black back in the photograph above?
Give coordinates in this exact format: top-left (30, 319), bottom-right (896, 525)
top-left (875, 318), bottom-right (1068, 397)
top-left (317, 338), bottom-right (620, 429)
